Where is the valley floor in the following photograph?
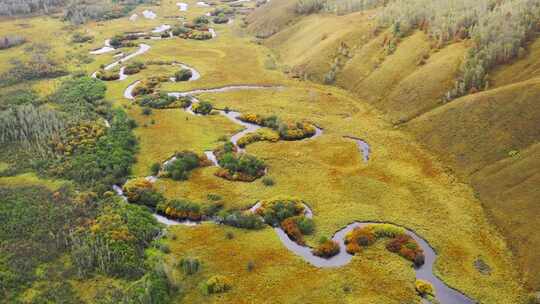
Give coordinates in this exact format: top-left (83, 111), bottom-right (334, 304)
top-left (0, 0), bottom-right (529, 303)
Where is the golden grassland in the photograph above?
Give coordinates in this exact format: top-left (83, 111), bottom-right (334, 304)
top-left (471, 143), bottom-right (540, 290)
top-left (164, 224), bottom-right (418, 304)
top-left (253, 0), bottom-right (540, 291)
top-left (0, 0), bottom-right (534, 301)
top-left (130, 108), bottom-right (242, 176)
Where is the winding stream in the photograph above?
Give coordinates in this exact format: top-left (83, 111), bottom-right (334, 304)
top-left (344, 135), bottom-right (370, 162)
top-left (95, 16), bottom-right (472, 304)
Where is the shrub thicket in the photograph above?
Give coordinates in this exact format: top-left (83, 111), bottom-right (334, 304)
top-left (216, 152), bottom-right (266, 181)
top-left (192, 101), bottom-right (213, 115)
top-left (157, 199), bottom-right (203, 221)
top-left (344, 224), bottom-right (425, 266)
top-left (216, 210), bottom-right (265, 229)
top-left (175, 68), bottom-right (193, 81)
top-left (163, 151), bottom-right (204, 180)
top-left (201, 275), bottom-right (232, 294)
top-left (256, 198), bottom-right (306, 226)
top-left (312, 239), bottom-right (340, 258)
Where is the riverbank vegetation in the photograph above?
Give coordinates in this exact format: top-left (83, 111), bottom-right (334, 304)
top-left (345, 224), bottom-right (425, 267)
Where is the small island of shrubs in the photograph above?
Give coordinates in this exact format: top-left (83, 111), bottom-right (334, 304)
top-left (172, 16), bottom-right (214, 40)
top-left (312, 238), bottom-right (341, 258)
top-left (256, 198), bottom-right (315, 246)
top-left (175, 68), bottom-right (193, 81)
top-left (345, 223), bottom-right (425, 267)
top-left (137, 93), bottom-right (191, 109)
top-left (237, 113), bottom-right (318, 147)
top-left (161, 151), bottom-right (212, 181)
top-left (212, 141), bottom-right (266, 181)
top-left (132, 76), bottom-right (169, 97)
top-left (192, 101), bottom-right (213, 115)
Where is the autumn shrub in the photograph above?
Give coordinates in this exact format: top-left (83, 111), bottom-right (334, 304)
top-left (238, 113), bottom-right (316, 140)
top-left (175, 68), bottom-right (193, 81)
top-left (312, 240), bottom-right (340, 258)
top-left (281, 217), bottom-right (305, 245)
top-left (192, 101), bottom-right (213, 115)
top-left (188, 30), bottom-right (213, 40)
top-left (278, 121), bottom-right (316, 140)
top-left (237, 128), bottom-right (280, 147)
top-left (386, 234), bottom-right (425, 266)
top-left (415, 279), bottom-right (435, 297)
top-left (63, 109), bottom-right (138, 186)
top-left (180, 258), bottom-right (201, 275)
top-left (344, 226), bottom-right (376, 254)
top-left (256, 198), bottom-right (305, 226)
top-left (123, 178), bottom-right (164, 208)
top-left (157, 199), bottom-right (203, 221)
top-left (201, 275), bottom-right (232, 294)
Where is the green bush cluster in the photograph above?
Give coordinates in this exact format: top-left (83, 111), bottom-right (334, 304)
top-left (213, 14), bottom-right (229, 24)
top-left (255, 198), bottom-right (306, 226)
top-left (138, 93), bottom-right (190, 109)
top-left (216, 151), bottom-right (266, 181)
top-left (180, 258), bottom-right (201, 275)
top-left (216, 210), bottom-right (265, 229)
top-left (175, 68), bottom-right (193, 81)
top-left (124, 61), bottom-right (145, 75)
top-left (95, 69), bottom-right (120, 81)
top-left (192, 101), bottom-right (213, 115)
top-left (70, 198), bottom-right (161, 279)
top-left (163, 151), bottom-right (204, 180)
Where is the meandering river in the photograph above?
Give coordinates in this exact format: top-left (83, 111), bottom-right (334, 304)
top-left (93, 18), bottom-right (473, 304)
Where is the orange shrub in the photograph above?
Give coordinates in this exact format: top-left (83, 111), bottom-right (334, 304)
top-left (312, 240), bottom-right (340, 258)
top-left (281, 217), bottom-right (304, 245)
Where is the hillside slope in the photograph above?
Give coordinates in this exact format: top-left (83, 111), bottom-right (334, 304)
top-left (471, 143), bottom-right (540, 290)
top-left (247, 1), bottom-right (540, 291)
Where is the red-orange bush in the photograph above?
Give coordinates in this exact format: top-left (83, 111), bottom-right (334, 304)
top-left (312, 240), bottom-right (340, 258)
top-left (281, 217), bottom-right (304, 245)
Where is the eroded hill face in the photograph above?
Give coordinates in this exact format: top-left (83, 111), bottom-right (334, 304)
top-left (248, 0), bottom-right (540, 291)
